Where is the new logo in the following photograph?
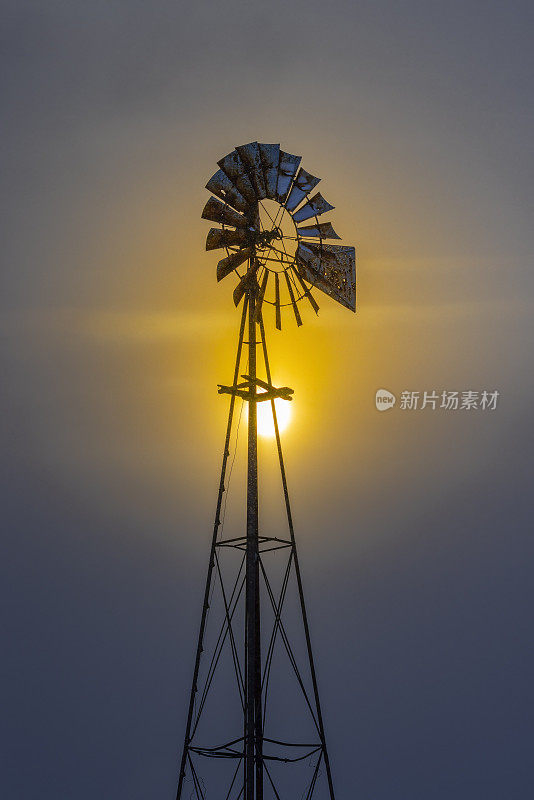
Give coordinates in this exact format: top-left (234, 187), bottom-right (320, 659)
top-left (375, 389), bottom-right (396, 411)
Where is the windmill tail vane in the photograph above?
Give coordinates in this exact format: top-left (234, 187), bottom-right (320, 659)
top-left (176, 142), bottom-right (356, 800)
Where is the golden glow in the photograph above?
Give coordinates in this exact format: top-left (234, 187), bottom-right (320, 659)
top-left (256, 398), bottom-right (292, 438)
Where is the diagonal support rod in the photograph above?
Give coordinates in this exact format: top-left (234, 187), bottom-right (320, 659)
top-left (259, 312), bottom-right (337, 800)
top-left (176, 298), bottom-right (248, 800)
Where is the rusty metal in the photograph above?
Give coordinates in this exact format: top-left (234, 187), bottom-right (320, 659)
top-left (292, 267), bottom-right (320, 315)
top-left (255, 269), bottom-right (269, 321)
top-left (276, 150), bottom-right (302, 203)
top-left (241, 375), bottom-right (293, 401)
top-left (292, 192), bottom-right (335, 223)
top-left (205, 169), bottom-right (249, 212)
top-left (274, 272), bottom-right (281, 330)
top-left (244, 271), bottom-right (263, 799)
top-left (218, 375), bottom-right (294, 402)
top-left (258, 313), bottom-right (337, 800)
top-left (237, 142), bottom-right (267, 200)
top-left (259, 143), bottom-right (280, 198)
top-left (296, 242), bottom-right (356, 311)
top-left (206, 227), bottom-right (249, 251)
top-left (284, 271), bottom-right (303, 327)
top-left (284, 167), bottom-right (321, 212)
top-left (233, 274), bottom-right (248, 307)
top-left (296, 221), bottom-right (340, 240)
top-left (218, 149), bottom-right (257, 205)
top-left (217, 247), bottom-right (254, 282)
top-left (233, 266), bottom-right (258, 306)
top-left (175, 298), bottom-right (248, 800)
top-left (204, 142), bottom-right (354, 325)
top-left (250, 201), bottom-right (261, 234)
top-left (202, 196), bottom-right (249, 228)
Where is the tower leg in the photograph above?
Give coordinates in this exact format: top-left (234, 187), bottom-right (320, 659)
top-left (259, 313), bottom-right (336, 800)
top-left (176, 299), bottom-right (248, 800)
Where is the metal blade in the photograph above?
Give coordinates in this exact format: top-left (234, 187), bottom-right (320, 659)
top-left (206, 227), bottom-right (249, 251)
top-left (274, 272), bottom-right (281, 330)
top-left (236, 142), bottom-right (267, 200)
top-left (296, 222), bottom-right (340, 240)
top-left (202, 196), bottom-right (249, 228)
top-left (249, 202), bottom-right (261, 232)
top-left (233, 264), bottom-right (258, 306)
top-left (291, 192), bottom-right (335, 223)
top-left (205, 169), bottom-right (248, 213)
top-left (255, 269), bottom-right (269, 321)
top-left (292, 266), bottom-right (320, 315)
top-left (296, 242), bottom-right (356, 311)
top-left (284, 271), bottom-right (302, 327)
top-left (259, 143), bottom-right (280, 199)
top-left (232, 273), bottom-right (248, 306)
top-left (217, 150), bottom-right (256, 205)
top-left (284, 168), bottom-right (321, 213)
top-left (276, 151), bottom-right (302, 203)
top-left (216, 247), bottom-right (253, 281)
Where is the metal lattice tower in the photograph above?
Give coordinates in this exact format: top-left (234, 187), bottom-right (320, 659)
top-left (176, 142), bottom-right (356, 800)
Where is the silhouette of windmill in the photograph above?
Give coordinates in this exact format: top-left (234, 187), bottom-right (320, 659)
top-left (176, 141), bottom-right (356, 800)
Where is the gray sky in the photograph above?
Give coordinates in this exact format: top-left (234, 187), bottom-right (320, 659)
top-left (2, 1), bottom-right (534, 797)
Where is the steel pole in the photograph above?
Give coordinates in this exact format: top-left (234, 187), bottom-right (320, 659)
top-left (245, 260), bottom-right (263, 799)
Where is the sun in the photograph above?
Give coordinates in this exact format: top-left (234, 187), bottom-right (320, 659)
top-left (256, 398), bottom-right (292, 438)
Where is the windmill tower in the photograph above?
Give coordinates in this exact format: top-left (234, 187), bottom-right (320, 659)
top-left (176, 142), bottom-right (356, 800)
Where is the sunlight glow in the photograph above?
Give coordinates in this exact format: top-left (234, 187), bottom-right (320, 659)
top-left (256, 398), bottom-right (292, 438)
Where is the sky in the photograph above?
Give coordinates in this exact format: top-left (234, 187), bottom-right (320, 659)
top-left (1, 0), bottom-right (534, 797)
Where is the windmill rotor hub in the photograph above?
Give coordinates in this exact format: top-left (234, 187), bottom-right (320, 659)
top-left (254, 226), bottom-right (282, 249)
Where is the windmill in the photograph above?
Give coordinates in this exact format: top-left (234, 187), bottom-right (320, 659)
top-left (176, 142), bottom-right (356, 800)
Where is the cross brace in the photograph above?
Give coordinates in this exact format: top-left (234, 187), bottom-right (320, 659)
top-left (218, 375), bottom-right (294, 402)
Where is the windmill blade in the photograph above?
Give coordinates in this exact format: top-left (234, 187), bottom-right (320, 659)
top-left (217, 150), bottom-right (257, 205)
top-left (259, 143), bottom-right (280, 199)
top-left (217, 247), bottom-right (253, 282)
top-left (249, 202), bottom-right (261, 233)
top-left (202, 196), bottom-right (249, 229)
top-left (276, 150), bottom-right (302, 203)
top-left (284, 271), bottom-right (302, 327)
top-left (284, 168), bottom-right (321, 213)
top-left (291, 192), bottom-right (335, 223)
top-left (296, 222), bottom-right (340, 240)
top-left (232, 273), bottom-right (249, 306)
top-left (301, 241), bottom-right (355, 263)
top-left (296, 242), bottom-right (356, 311)
top-left (233, 264), bottom-right (258, 306)
top-left (236, 142), bottom-right (267, 200)
top-left (255, 269), bottom-right (269, 321)
top-left (206, 228), bottom-right (249, 251)
top-left (205, 169), bottom-right (249, 213)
